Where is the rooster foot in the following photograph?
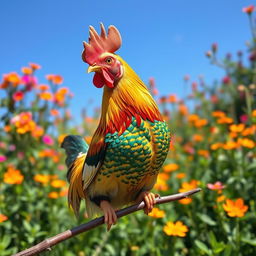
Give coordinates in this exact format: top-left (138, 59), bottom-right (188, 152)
top-left (100, 200), bottom-right (117, 231)
top-left (136, 191), bottom-right (159, 215)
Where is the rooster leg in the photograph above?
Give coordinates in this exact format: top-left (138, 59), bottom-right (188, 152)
top-left (100, 200), bottom-right (117, 231)
top-left (136, 191), bottom-right (159, 215)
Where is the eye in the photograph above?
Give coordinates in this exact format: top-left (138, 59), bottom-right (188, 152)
top-left (105, 57), bottom-right (113, 64)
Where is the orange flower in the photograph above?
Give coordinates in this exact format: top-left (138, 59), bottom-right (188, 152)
top-left (54, 87), bottom-right (69, 105)
top-left (237, 138), bottom-right (255, 149)
top-left (4, 125), bottom-right (11, 132)
top-left (222, 141), bottom-right (238, 150)
top-left (194, 119), bottom-right (208, 128)
top-left (38, 84), bottom-right (50, 91)
top-left (242, 126), bottom-right (255, 136)
top-left (188, 114), bottom-right (199, 122)
top-left (168, 94), bottom-right (177, 103)
top-left (59, 188), bottom-right (68, 197)
top-left (217, 116), bottom-right (233, 124)
top-left (46, 74), bottom-right (63, 85)
top-left (29, 63), bottom-right (41, 70)
top-left (179, 180), bottom-right (199, 193)
top-left (223, 198), bottom-right (248, 217)
top-left (176, 172), bottom-right (186, 179)
top-left (34, 174), bottom-right (50, 184)
top-left (229, 124), bottom-right (245, 133)
top-left (1, 72), bottom-right (21, 88)
top-left (197, 149), bottom-right (209, 158)
top-left (179, 104), bottom-right (188, 116)
top-left (4, 166), bottom-right (24, 184)
top-left (242, 5), bottom-right (255, 14)
top-left (21, 67), bottom-right (33, 75)
top-left (39, 92), bottom-right (53, 101)
top-left (50, 109), bottom-right (59, 116)
top-left (48, 192), bottom-right (59, 199)
top-left (154, 175), bottom-right (169, 191)
top-left (148, 208), bottom-right (165, 218)
top-left (192, 134), bottom-right (203, 142)
top-left (178, 180), bottom-right (199, 204)
top-left (31, 126), bottom-right (44, 138)
top-left (51, 179), bottom-right (66, 188)
top-left (217, 195), bottom-right (226, 203)
top-left (252, 109), bottom-right (256, 117)
top-left (11, 112), bottom-right (36, 134)
top-left (179, 198), bottom-right (192, 205)
top-left (211, 142), bottom-right (224, 150)
top-left (163, 163), bottom-right (179, 172)
top-left (212, 111), bottom-right (226, 118)
top-left (0, 214), bottom-right (8, 223)
top-left (163, 221), bottom-right (188, 237)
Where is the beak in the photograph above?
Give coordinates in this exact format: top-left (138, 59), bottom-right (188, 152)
top-left (87, 65), bottom-right (101, 73)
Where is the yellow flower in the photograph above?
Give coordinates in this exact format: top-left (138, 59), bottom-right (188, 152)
top-left (163, 163), bottom-right (179, 172)
top-left (148, 208), bottom-right (165, 218)
top-left (229, 124), bottom-right (245, 133)
top-left (51, 179), bottom-right (66, 188)
top-left (4, 166), bottom-right (24, 184)
top-left (0, 214), bottom-right (8, 223)
top-left (223, 198), bottom-right (248, 217)
top-left (237, 138), bottom-right (255, 149)
top-left (34, 174), bottom-right (50, 184)
top-left (163, 221), bottom-right (188, 237)
top-left (48, 192), bottom-right (59, 199)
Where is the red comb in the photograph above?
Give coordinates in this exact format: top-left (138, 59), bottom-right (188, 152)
top-left (82, 23), bottom-right (122, 65)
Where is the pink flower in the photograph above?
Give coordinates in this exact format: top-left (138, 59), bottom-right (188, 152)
top-left (21, 75), bottom-right (37, 91)
top-left (222, 76), bottom-right (231, 85)
top-left (207, 181), bottom-right (225, 190)
top-left (240, 114), bottom-right (248, 123)
top-left (9, 145), bottom-right (16, 151)
top-left (42, 135), bottom-right (54, 145)
top-left (0, 155), bottom-right (7, 162)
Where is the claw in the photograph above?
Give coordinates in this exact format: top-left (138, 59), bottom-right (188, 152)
top-left (100, 200), bottom-right (117, 231)
top-left (136, 191), bottom-right (158, 215)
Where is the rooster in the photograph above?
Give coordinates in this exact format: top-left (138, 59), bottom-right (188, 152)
top-left (62, 23), bottom-right (171, 230)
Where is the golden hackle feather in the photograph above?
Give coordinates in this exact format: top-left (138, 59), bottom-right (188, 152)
top-left (68, 153), bottom-right (86, 216)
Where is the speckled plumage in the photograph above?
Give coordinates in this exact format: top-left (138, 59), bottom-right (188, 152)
top-left (87, 118), bottom-right (170, 211)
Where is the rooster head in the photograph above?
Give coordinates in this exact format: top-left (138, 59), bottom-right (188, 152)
top-left (82, 23), bottom-right (123, 89)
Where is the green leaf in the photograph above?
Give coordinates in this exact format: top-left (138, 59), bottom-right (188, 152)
top-left (241, 237), bottom-right (256, 246)
top-left (197, 213), bottom-right (216, 226)
top-left (195, 240), bottom-right (212, 255)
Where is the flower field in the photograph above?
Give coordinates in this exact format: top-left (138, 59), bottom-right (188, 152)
top-left (0, 5), bottom-right (256, 256)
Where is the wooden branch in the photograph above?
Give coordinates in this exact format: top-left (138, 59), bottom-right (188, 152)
top-left (13, 188), bottom-right (202, 256)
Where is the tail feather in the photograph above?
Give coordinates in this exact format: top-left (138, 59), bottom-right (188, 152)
top-left (61, 135), bottom-right (89, 216)
top-left (68, 153), bottom-right (86, 216)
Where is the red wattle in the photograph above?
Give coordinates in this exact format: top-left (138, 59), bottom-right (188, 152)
top-left (102, 69), bottom-right (114, 88)
top-left (93, 72), bottom-right (105, 88)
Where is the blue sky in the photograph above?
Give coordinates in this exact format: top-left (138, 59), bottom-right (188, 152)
top-left (0, 0), bottom-right (253, 122)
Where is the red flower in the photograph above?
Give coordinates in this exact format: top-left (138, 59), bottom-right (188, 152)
top-left (242, 5), bottom-right (255, 14)
top-left (12, 91), bottom-right (24, 101)
top-left (222, 76), bottom-right (231, 84)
